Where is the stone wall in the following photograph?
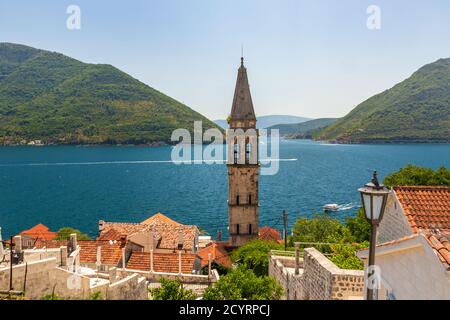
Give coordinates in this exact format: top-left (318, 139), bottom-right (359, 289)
top-left (107, 273), bottom-right (148, 300)
top-left (268, 255), bottom-right (304, 300)
top-left (269, 248), bottom-right (365, 300)
top-left (23, 248), bottom-right (65, 266)
top-left (0, 258), bottom-right (147, 300)
top-left (303, 248), bottom-right (364, 300)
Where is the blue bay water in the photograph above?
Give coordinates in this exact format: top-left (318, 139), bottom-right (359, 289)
top-left (0, 140), bottom-right (449, 238)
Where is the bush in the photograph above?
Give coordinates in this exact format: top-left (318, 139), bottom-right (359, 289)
top-left (202, 266), bottom-right (283, 300)
top-left (346, 208), bottom-right (371, 243)
top-left (150, 278), bottom-right (197, 300)
top-left (41, 293), bottom-right (60, 300)
top-left (231, 240), bottom-right (283, 276)
top-left (329, 242), bottom-right (368, 270)
top-left (55, 227), bottom-right (91, 240)
top-left (88, 291), bottom-right (103, 300)
top-left (290, 214), bottom-right (353, 253)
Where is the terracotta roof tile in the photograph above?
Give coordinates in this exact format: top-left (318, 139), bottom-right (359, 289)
top-left (394, 186), bottom-right (450, 233)
top-left (375, 234), bottom-right (420, 248)
top-left (34, 239), bottom-right (69, 249)
top-left (78, 240), bottom-right (123, 266)
top-left (126, 251), bottom-right (197, 274)
top-left (258, 226), bottom-right (282, 242)
top-left (141, 212), bottom-right (181, 226)
top-left (99, 212), bottom-right (198, 251)
top-left (97, 228), bottom-right (126, 241)
top-left (19, 223), bottom-right (57, 241)
top-left (198, 242), bottom-right (232, 269)
top-left (425, 232), bottom-right (450, 270)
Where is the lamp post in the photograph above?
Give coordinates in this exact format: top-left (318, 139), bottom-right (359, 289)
top-left (358, 171), bottom-right (391, 300)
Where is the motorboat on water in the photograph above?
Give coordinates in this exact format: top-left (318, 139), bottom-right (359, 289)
top-left (323, 203), bottom-right (339, 212)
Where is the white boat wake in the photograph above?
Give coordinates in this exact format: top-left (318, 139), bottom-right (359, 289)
top-left (0, 158), bottom-right (298, 167)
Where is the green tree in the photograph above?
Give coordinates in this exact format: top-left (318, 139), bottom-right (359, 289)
top-left (55, 227), bottom-right (91, 240)
top-left (290, 214), bottom-right (353, 252)
top-left (202, 266), bottom-right (283, 300)
top-left (384, 165), bottom-right (450, 187)
top-left (88, 291), bottom-right (103, 300)
top-left (231, 240), bottom-right (283, 277)
top-left (150, 278), bottom-right (197, 300)
top-left (329, 242), bottom-right (368, 270)
top-left (346, 208), bottom-right (371, 243)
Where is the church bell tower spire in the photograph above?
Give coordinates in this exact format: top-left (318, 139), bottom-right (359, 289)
top-left (227, 57), bottom-right (259, 247)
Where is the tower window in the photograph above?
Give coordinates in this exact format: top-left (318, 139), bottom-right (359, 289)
top-left (234, 143), bottom-right (239, 163)
top-left (245, 143), bottom-right (251, 164)
top-left (248, 224), bottom-right (252, 235)
top-left (236, 195), bottom-right (240, 205)
top-left (248, 194), bottom-right (252, 205)
top-left (236, 224), bottom-right (240, 235)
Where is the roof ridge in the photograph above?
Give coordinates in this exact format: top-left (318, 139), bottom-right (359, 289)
top-left (394, 186), bottom-right (450, 190)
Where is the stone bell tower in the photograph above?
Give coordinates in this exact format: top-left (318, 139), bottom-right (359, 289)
top-left (227, 57), bottom-right (259, 247)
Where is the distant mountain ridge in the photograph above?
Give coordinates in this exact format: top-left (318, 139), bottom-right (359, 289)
top-left (268, 118), bottom-right (338, 137)
top-left (214, 115), bottom-right (312, 129)
top-left (316, 58), bottom-right (450, 143)
top-left (0, 43), bottom-right (219, 145)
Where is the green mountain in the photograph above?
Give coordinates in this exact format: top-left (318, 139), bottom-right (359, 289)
top-left (316, 58), bottom-right (450, 143)
top-left (268, 118), bottom-right (338, 137)
top-left (214, 115), bottom-right (311, 129)
top-left (0, 43), bottom-right (219, 145)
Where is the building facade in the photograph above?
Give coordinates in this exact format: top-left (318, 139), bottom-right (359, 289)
top-left (358, 186), bottom-right (450, 299)
top-left (227, 58), bottom-right (259, 246)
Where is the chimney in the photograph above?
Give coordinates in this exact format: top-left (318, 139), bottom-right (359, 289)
top-left (216, 229), bottom-right (222, 242)
top-left (69, 233), bottom-right (77, 252)
top-left (13, 235), bottom-right (22, 253)
top-left (98, 220), bottom-right (105, 232)
top-left (119, 234), bottom-right (127, 247)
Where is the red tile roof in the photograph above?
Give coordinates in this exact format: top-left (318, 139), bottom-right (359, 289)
top-left (258, 226), bottom-right (282, 242)
top-left (34, 239), bottom-right (69, 249)
top-left (198, 242), bottom-right (232, 269)
top-left (78, 240), bottom-right (123, 266)
top-left (19, 223), bottom-right (57, 241)
top-left (394, 186), bottom-right (450, 232)
top-left (97, 228), bottom-right (126, 242)
top-left (99, 223), bottom-right (146, 240)
top-left (126, 251), bottom-right (197, 274)
top-left (141, 212), bottom-right (181, 226)
top-left (99, 212), bottom-right (198, 251)
top-left (425, 232), bottom-right (450, 270)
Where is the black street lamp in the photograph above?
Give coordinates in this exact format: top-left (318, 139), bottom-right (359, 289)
top-left (358, 171), bottom-right (391, 300)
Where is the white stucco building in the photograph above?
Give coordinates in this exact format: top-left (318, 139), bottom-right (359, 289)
top-left (358, 186), bottom-right (450, 300)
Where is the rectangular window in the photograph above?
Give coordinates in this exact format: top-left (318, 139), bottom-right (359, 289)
top-left (248, 224), bottom-right (252, 235)
top-left (245, 143), bottom-right (251, 164)
top-left (236, 224), bottom-right (240, 235)
top-left (236, 195), bottom-right (240, 205)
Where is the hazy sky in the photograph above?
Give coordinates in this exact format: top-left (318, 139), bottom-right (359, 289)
top-left (1, 0), bottom-right (449, 120)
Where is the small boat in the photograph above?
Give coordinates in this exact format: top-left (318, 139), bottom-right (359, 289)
top-left (323, 204), bottom-right (339, 212)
